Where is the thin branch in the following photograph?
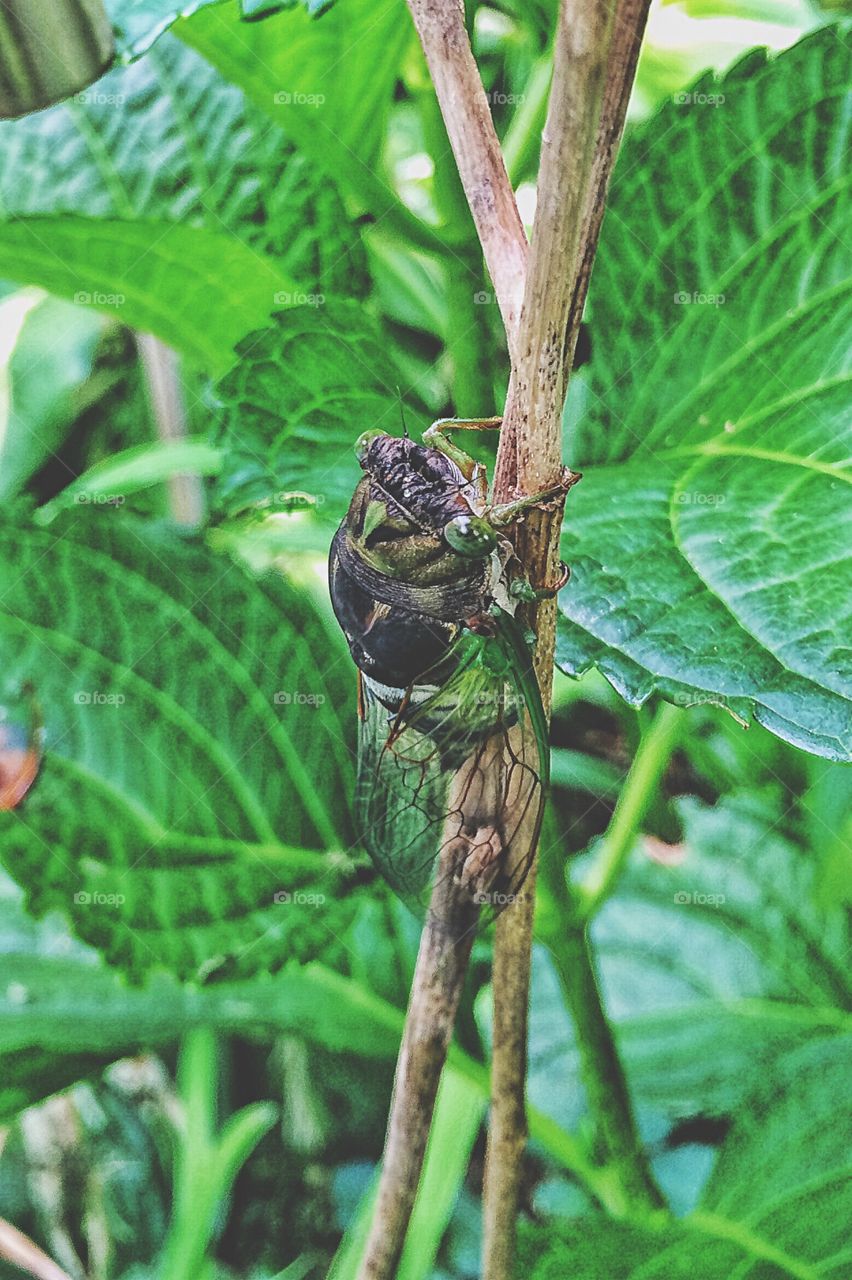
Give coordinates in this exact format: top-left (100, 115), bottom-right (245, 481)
top-left (405, 0), bottom-right (528, 360)
top-left (484, 1), bottom-right (653, 1274)
top-left (578, 700), bottom-right (682, 919)
top-left (136, 334), bottom-right (205, 527)
top-left (356, 781), bottom-right (481, 1280)
top-left (0, 1219), bottom-right (74, 1280)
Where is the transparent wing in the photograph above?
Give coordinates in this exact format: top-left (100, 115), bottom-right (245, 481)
top-left (354, 619), bottom-right (547, 927)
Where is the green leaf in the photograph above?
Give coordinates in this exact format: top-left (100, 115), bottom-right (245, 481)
top-left (0, 36), bottom-right (366, 299)
top-left (0, 515), bottom-right (359, 979)
top-left (0, 289), bottom-right (116, 500)
top-left (558, 28), bottom-right (852, 760)
top-left (104, 0), bottom-right (332, 60)
top-left (212, 303), bottom-right (412, 519)
top-left (177, 0), bottom-right (429, 244)
top-left (525, 790), bottom-right (850, 1135)
top-left (521, 1037), bottom-right (852, 1279)
top-left (34, 438), bottom-right (223, 524)
top-left (0, 217), bottom-right (295, 375)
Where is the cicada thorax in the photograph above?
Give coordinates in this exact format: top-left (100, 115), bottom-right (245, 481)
top-left (329, 435), bottom-right (499, 692)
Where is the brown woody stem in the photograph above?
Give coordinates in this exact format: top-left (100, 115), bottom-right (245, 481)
top-left (484, 1), bottom-right (652, 1275)
top-left (405, 0), bottom-right (528, 361)
top-left (356, 801), bottom-right (481, 1279)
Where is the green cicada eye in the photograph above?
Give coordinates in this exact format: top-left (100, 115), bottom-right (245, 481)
top-left (443, 514), bottom-right (497, 558)
top-left (355, 428), bottom-right (387, 463)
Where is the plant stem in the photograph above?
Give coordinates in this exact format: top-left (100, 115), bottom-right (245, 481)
top-left (503, 54), bottom-right (553, 188)
top-left (136, 334), bottom-right (204, 527)
top-left (547, 911), bottom-right (667, 1215)
top-left (484, 0), bottom-right (652, 1272)
top-left (405, 0), bottom-right (528, 361)
top-left (536, 701), bottom-right (681, 1217)
top-left (356, 801), bottom-right (481, 1279)
top-left (415, 78), bottom-right (494, 411)
top-left (578, 700), bottom-right (682, 919)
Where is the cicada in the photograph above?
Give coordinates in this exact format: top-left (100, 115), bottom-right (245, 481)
top-left (329, 419), bottom-right (578, 930)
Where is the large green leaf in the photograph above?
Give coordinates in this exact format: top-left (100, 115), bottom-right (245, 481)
top-left (521, 1037), bottom-right (852, 1279)
top-left (523, 790), bottom-right (850, 1137)
top-left (0, 36), bottom-right (365, 299)
top-left (0, 868), bottom-right (396, 1119)
top-left (0, 217), bottom-right (293, 375)
top-left (0, 515), bottom-right (359, 979)
top-left (177, 0), bottom-right (424, 240)
top-left (212, 303), bottom-right (413, 519)
top-left (557, 28), bottom-right (852, 760)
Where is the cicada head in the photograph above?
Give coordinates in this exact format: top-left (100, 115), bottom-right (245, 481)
top-left (352, 432), bottom-right (496, 578)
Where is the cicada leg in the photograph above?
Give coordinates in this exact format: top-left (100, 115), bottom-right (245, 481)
top-left (488, 467), bottom-right (582, 528)
top-left (510, 561), bottom-right (571, 603)
top-left (423, 416), bottom-right (503, 507)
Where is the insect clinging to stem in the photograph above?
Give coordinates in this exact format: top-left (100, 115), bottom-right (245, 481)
top-left (328, 415), bottom-right (580, 932)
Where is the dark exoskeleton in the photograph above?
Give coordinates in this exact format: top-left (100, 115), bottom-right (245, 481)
top-left (328, 421), bottom-right (579, 922)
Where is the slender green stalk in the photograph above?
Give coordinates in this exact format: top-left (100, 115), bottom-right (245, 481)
top-left (578, 700), bottom-right (683, 919)
top-left (536, 700), bottom-right (683, 1218)
top-left (503, 54), bottom-right (553, 187)
top-left (161, 1029), bottom-right (277, 1280)
top-left (415, 78), bottom-right (494, 412)
top-left (541, 899), bottom-right (667, 1216)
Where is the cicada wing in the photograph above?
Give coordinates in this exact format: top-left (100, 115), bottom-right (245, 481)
top-left (355, 620), bottom-right (547, 923)
top-left (355, 681), bottom-right (453, 903)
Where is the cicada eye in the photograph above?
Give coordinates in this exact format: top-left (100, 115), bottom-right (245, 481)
top-left (355, 428), bottom-right (387, 463)
top-left (443, 514), bottom-right (497, 557)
